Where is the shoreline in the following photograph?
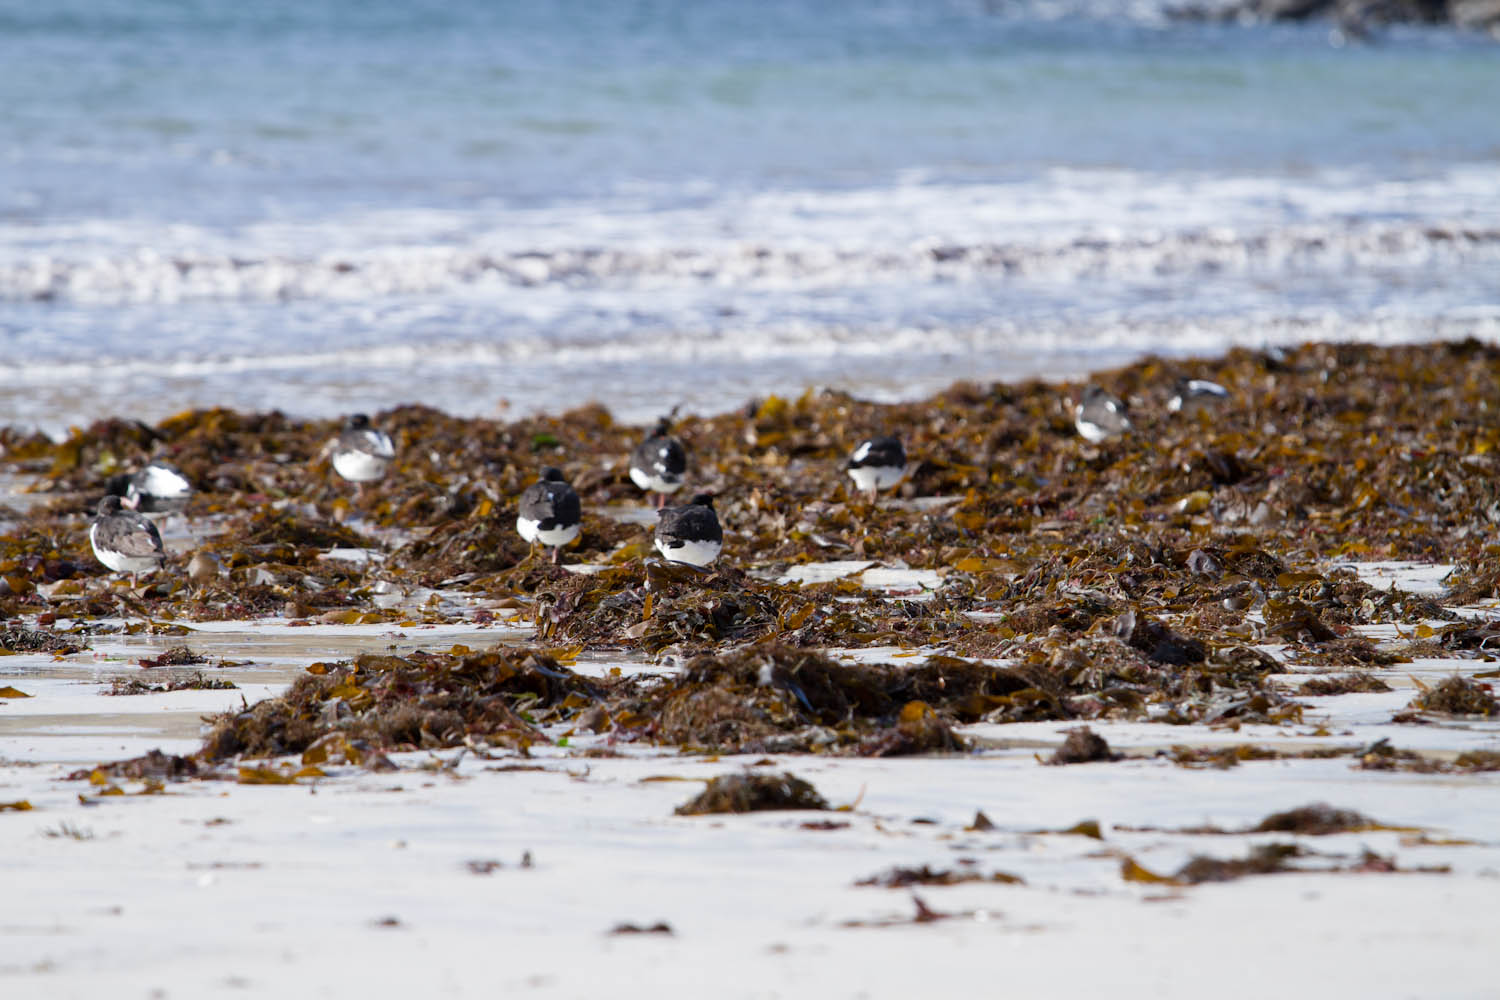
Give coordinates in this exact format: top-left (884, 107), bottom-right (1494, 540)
top-left (7, 318), bottom-right (1500, 440)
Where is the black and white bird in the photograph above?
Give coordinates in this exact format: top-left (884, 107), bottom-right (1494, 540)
top-left (629, 416), bottom-right (687, 509)
top-left (516, 467), bottom-right (582, 564)
top-left (330, 414), bottom-right (395, 487)
top-left (1168, 377), bottom-right (1230, 416)
top-left (846, 435), bottom-right (906, 503)
top-left (654, 493), bottom-right (722, 567)
top-left (1074, 386), bottom-right (1132, 443)
top-left (121, 460), bottom-right (193, 515)
top-left (90, 495), bottom-right (165, 587)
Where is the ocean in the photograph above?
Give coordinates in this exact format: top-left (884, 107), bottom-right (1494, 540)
top-left (2, 0), bottom-right (1498, 434)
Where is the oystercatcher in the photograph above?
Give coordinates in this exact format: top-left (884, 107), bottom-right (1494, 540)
top-left (1168, 377), bottom-right (1230, 415)
top-left (90, 495), bottom-right (165, 587)
top-left (330, 414), bottom-right (395, 490)
top-left (654, 493), bottom-right (722, 567)
top-left (846, 435), bottom-right (906, 503)
top-left (516, 467), bottom-right (582, 564)
top-left (1074, 386), bottom-right (1131, 443)
top-left (121, 460), bottom-right (193, 515)
top-left (629, 416), bottom-right (687, 508)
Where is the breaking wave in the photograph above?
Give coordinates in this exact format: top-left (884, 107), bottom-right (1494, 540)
top-left (4, 219), bottom-right (1498, 306)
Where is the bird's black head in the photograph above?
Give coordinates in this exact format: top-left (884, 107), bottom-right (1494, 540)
top-left (689, 492), bottom-right (715, 508)
top-left (96, 495), bottom-right (125, 516)
top-left (540, 466), bottom-right (566, 482)
top-left (345, 413), bottom-right (371, 430)
top-left (650, 416), bottom-right (673, 438)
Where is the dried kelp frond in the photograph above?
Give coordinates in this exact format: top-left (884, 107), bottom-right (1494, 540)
top-left (1407, 676), bottom-right (1498, 716)
top-left (1253, 804), bottom-right (1378, 835)
top-left (66, 748), bottom-right (201, 782)
top-left (1297, 672), bottom-right (1392, 696)
top-left (0, 625), bottom-right (85, 654)
top-left (1046, 726), bottom-right (1119, 765)
top-left (106, 671), bottom-right (237, 696)
top-left (1171, 842), bottom-right (1446, 883)
top-left (1433, 619), bottom-right (1500, 654)
top-left (857, 700), bottom-right (965, 756)
top-left (1452, 750), bottom-right (1500, 771)
top-left (1284, 638), bottom-right (1403, 668)
top-left (1263, 600), bottom-right (1340, 643)
top-left (1175, 844), bottom-right (1305, 884)
top-left (1443, 563), bottom-right (1500, 605)
top-left (1167, 744), bottom-right (1300, 769)
top-left (855, 864), bottom-right (1023, 888)
top-left (674, 771), bottom-right (829, 815)
top-left (608, 922), bottom-right (673, 936)
top-left (1119, 613), bottom-right (1207, 666)
top-left (1358, 740), bottom-right (1500, 774)
top-left (138, 645), bottom-right (205, 668)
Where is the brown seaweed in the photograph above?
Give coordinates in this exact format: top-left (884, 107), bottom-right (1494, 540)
top-left (137, 645), bottom-right (206, 668)
top-left (1296, 672), bottom-right (1393, 695)
top-left (1174, 844), bottom-right (1305, 884)
top-left (1046, 726), bottom-right (1120, 764)
top-left (0, 625), bottom-right (85, 654)
top-left (199, 647), bottom-right (596, 760)
top-left (1252, 803), bottom-right (1380, 835)
top-left (855, 864), bottom-right (1024, 888)
top-left (1406, 676), bottom-right (1498, 717)
top-left (674, 772), bottom-right (830, 815)
top-left (106, 671), bottom-right (237, 696)
top-left (6, 341), bottom-right (1495, 640)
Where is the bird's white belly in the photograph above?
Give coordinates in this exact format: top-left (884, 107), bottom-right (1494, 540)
top-left (848, 465), bottom-right (902, 492)
top-left (90, 524), bottom-right (161, 574)
top-left (333, 450), bottom-right (390, 482)
top-left (136, 466), bottom-right (191, 498)
top-left (655, 536), bottom-right (721, 567)
top-left (630, 467), bottom-right (682, 494)
top-left (517, 517), bottom-right (580, 548)
top-left (1074, 418), bottom-right (1111, 443)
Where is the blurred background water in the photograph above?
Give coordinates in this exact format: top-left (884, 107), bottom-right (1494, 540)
top-left (2, 0), bottom-right (1497, 432)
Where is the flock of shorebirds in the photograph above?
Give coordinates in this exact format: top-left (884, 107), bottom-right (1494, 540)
top-left (86, 376), bottom-right (1229, 585)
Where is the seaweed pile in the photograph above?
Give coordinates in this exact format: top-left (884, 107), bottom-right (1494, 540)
top-left (5, 340), bottom-right (1500, 763)
top-left (195, 643), bottom-right (986, 759)
top-left (184, 632), bottom-right (1322, 764)
top-left (675, 772), bottom-right (831, 815)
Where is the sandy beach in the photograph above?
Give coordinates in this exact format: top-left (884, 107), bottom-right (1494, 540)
top-left (5, 340), bottom-right (1500, 998)
top-left (3, 619), bottom-right (1499, 998)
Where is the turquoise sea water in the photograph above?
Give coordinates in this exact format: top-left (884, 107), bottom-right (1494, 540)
top-left (2, 1), bottom-right (1497, 429)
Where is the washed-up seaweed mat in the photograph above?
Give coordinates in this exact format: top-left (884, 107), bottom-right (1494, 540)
top-left (4, 339), bottom-right (1499, 768)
